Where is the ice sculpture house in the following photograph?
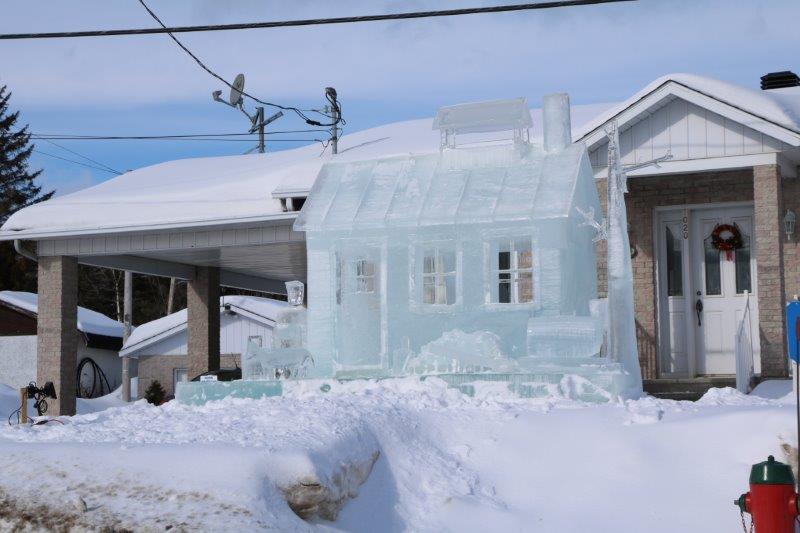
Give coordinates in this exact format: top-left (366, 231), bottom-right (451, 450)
top-left (296, 95), bottom-right (637, 397)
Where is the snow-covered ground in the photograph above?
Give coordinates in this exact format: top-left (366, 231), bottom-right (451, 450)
top-left (0, 378), bottom-right (795, 532)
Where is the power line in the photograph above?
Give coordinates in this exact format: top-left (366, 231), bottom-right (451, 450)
top-left (136, 0), bottom-right (343, 128)
top-left (32, 149), bottom-right (122, 175)
top-left (32, 136), bottom-right (326, 143)
top-left (0, 1), bottom-right (634, 40)
top-left (36, 137), bottom-right (121, 174)
top-left (30, 129), bottom-right (326, 139)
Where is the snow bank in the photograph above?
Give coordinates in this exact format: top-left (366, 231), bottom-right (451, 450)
top-left (0, 291), bottom-right (124, 338)
top-left (0, 377), bottom-right (795, 531)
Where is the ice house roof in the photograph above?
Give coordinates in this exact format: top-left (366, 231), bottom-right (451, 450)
top-left (294, 142), bottom-right (590, 232)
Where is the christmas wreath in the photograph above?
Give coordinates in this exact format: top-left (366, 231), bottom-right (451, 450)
top-left (710, 223), bottom-right (743, 260)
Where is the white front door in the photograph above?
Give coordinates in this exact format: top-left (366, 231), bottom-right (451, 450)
top-left (657, 205), bottom-right (760, 377)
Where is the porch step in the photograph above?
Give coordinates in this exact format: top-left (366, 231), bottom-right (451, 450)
top-left (643, 376), bottom-right (738, 401)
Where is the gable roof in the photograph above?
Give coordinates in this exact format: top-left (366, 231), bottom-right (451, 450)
top-left (295, 143), bottom-right (593, 233)
top-left (576, 73), bottom-right (800, 149)
top-left (0, 291), bottom-right (124, 339)
top-left (120, 295), bottom-right (287, 358)
top-left (0, 103), bottom-right (612, 240)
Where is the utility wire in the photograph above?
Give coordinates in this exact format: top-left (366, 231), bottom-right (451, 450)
top-left (136, 0), bottom-right (343, 128)
top-left (33, 137), bottom-right (325, 143)
top-left (0, 1), bottom-right (634, 40)
top-left (30, 129), bottom-right (327, 139)
top-left (32, 149), bottom-right (123, 175)
top-left (36, 137), bottom-right (122, 174)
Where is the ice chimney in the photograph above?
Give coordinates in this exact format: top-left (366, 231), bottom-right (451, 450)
top-left (543, 93), bottom-right (572, 152)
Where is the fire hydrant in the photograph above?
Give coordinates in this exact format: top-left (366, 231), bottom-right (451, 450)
top-left (735, 455), bottom-right (799, 532)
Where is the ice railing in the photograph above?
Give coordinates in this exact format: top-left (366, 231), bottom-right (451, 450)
top-left (242, 281), bottom-right (314, 381)
top-left (735, 290), bottom-right (754, 393)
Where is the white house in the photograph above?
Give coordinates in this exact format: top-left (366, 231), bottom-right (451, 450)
top-left (120, 295), bottom-right (287, 398)
top-left (0, 291), bottom-right (124, 397)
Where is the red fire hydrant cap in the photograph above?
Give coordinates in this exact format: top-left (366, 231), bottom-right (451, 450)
top-left (750, 455), bottom-right (795, 485)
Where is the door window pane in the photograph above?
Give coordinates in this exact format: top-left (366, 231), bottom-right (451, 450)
top-left (703, 235), bottom-right (721, 295)
top-left (665, 226), bottom-right (683, 297)
top-left (735, 231), bottom-right (752, 294)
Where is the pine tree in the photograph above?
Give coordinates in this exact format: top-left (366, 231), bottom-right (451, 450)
top-left (0, 85), bottom-right (53, 292)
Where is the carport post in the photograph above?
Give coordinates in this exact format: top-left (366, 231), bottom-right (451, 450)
top-left (121, 271), bottom-right (133, 402)
top-left (187, 266), bottom-right (220, 379)
top-left (36, 255), bottom-right (78, 416)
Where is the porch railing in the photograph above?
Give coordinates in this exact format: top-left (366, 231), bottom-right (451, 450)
top-left (734, 290), bottom-right (755, 393)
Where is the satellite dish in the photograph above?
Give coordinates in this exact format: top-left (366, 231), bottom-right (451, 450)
top-left (230, 73), bottom-right (245, 106)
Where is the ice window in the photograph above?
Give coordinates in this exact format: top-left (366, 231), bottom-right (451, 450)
top-left (354, 259), bottom-right (376, 293)
top-left (493, 238), bottom-right (533, 304)
top-left (735, 231), bottom-right (751, 294)
top-left (421, 247), bottom-right (457, 305)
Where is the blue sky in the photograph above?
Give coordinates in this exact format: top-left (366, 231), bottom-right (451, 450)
top-left (2, 0), bottom-right (799, 196)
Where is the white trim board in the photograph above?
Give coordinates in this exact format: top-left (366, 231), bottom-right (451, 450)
top-left (593, 153), bottom-right (797, 180)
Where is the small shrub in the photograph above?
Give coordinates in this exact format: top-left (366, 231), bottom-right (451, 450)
top-left (145, 380), bottom-right (166, 405)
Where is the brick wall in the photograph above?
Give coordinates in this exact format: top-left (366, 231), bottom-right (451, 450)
top-left (596, 169), bottom-right (754, 379)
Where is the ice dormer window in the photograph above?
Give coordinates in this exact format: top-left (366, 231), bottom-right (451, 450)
top-left (280, 197), bottom-right (307, 212)
top-left (489, 238), bottom-right (534, 304)
top-left (421, 247), bottom-right (457, 306)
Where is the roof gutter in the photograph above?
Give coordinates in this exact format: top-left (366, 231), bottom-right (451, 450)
top-left (14, 239), bottom-right (37, 262)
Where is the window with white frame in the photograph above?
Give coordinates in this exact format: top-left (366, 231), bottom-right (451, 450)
top-left (421, 247), bottom-right (457, 305)
top-left (492, 238), bottom-right (533, 304)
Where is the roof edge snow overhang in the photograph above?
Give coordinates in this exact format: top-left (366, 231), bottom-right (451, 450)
top-left (576, 80), bottom-right (800, 150)
top-left (120, 302), bottom-right (277, 358)
top-left (0, 212), bottom-right (300, 242)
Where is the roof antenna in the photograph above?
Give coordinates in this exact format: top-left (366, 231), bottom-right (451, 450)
top-left (212, 73), bottom-right (283, 154)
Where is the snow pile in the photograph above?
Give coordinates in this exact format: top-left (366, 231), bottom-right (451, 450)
top-left (0, 377), bottom-right (796, 531)
top-left (0, 291), bottom-right (124, 338)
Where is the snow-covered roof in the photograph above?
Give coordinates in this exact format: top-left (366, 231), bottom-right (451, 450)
top-left (0, 290), bottom-right (124, 338)
top-left (296, 143), bottom-right (591, 232)
top-left (575, 73), bottom-right (800, 143)
top-left (120, 295), bottom-right (287, 357)
top-left (0, 103), bottom-right (612, 239)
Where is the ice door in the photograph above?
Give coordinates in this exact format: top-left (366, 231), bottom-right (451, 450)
top-left (336, 247), bottom-right (383, 370)
top-left (691, 206), bottom-right (759, 375)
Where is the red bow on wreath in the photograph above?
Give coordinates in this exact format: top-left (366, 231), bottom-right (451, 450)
top-left (710, 223), bottom-right (743, 261)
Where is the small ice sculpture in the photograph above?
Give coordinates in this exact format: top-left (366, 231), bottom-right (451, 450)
top-left (242, 281), bottom-right (313, 380)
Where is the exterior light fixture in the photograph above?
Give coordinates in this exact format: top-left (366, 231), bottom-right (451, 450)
top-left (286, 281), bottom-right (305, 306)
top-left (784, 209), bottom-right (796, 241)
